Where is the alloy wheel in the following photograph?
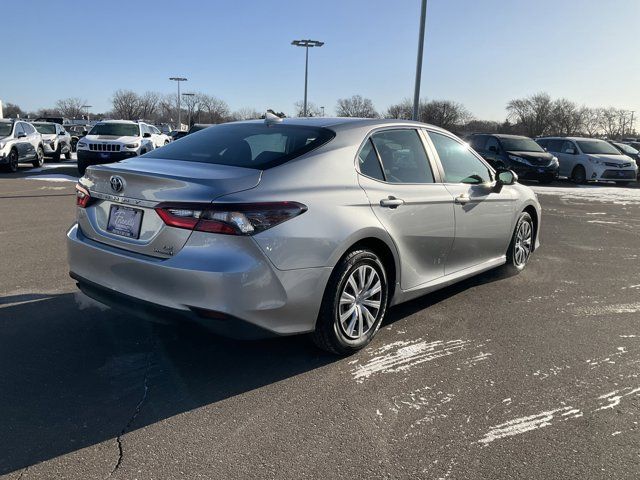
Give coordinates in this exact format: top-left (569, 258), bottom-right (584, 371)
top-left (514, 220), bottom-right (532, 267)
top-left (338, 265), bottom-right (382, 340)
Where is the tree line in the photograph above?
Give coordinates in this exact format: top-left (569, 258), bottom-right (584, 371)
top-left (3, 91), bottom-right (637, 139)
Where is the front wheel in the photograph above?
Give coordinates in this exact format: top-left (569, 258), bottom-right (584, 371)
top-left (571, 165), bottom-right (587, 184)
top-left (312, 250), bottom-right (388, 355)
top-left (4, 149), bottom-right (19, 172)
top-left (504, 212), bottom-right (534, 274)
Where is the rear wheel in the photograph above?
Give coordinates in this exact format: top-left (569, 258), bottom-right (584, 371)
top-left (571, 165), bottom-right (587, 184)
top-left (32, 149), bottom-right (44, 168)
top-left (312, 250), bottom-right (388, 355)
top-left (504, 212), bottom-right (534, 274)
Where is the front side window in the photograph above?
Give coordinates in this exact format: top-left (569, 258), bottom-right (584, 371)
top-left (357, 138), bottom-right (384, 181)
top-left (428, 131), bottom-right (491, 184)
top-left (143, 123), bottom-right (334, 170)
top-left (469, 135), bottom-right (487, 151)
top-left (546, 139), bottom-right (564, 152)
top-left (22, 123), bottom-right (36, 135)
top-left (560, 140), bottom-right (576, 154)
top-left (370, 129), bottom-right (434, 184)
top-left (89, 123), bottom-right (140, 137)
top-left (14, 123), bottom-right (25, 137)
top-left (485, 137), bottom-right (500, 152)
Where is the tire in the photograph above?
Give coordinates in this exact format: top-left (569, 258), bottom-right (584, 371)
top-left (3, 149), bottom-right (19, 172)
top-left (312, 249), bottom-right (389, 355)
top-left (32, 149), bottom-right (44, 168)
top-left (571, 165), bottom-right (587, 184)
top-left (71, 138), bottom-right (78, 152)
top-left (504, 212), bottom-right (534, 275)
top-left (65, 144), bottom-right (72, 160)
top-left (52, 143), bottom-right (61, 162)
top-left (164, 140), bottom-right (170, 145)
top-left (77, 158), bottom-right (89, 176)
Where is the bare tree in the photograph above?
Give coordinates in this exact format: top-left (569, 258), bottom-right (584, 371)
top-left (385, 99), bottom-right (413, 120)
top-left (549, 98), bottom-right (584, 136)
top-left (421, 100), bottom-right (473, 131)
top-left (336, 95), bottom-right (378, 118)
top-left (294, 101), bottom-right (322, 117)
top-left (598, 107), bottom-right (624, 138)
top-left (111, 89), bottom-right (142, 120)
top-left (55, 97), bottom-right (87, 119)
top-left (197, 94), bottom-right (230, 124)
top-left (2, 102), bottom-right (26, 118)
top-left (138, 91), bottom-right (161, 121)
top-left (231, 107), bottom-right (262, 121)
top-left (581, 107), bottom-right (601, 136)
top-left (506, 92), bottom-right (553, 137)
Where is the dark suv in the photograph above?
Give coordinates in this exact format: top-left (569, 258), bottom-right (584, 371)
top-left (468, 134), bottom-right (559, 183)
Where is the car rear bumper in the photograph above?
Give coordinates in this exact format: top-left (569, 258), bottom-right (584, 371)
top-left (67, 223), bottom-right (331, 337)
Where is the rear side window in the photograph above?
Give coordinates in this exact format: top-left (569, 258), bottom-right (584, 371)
top-left (357, 139), bottom-right (384, 180)
top-left (370, 129), bottom-right (434, 183)
top-left (144, 123), bottom-right (335, 170)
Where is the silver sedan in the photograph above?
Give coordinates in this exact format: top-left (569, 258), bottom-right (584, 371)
top-left (67, 117), bottom-right (541, 354)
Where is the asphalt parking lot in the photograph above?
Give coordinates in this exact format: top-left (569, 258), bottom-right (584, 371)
top-left (1, 161), bottom-right (639, 479)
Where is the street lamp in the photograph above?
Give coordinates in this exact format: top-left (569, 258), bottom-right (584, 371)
top-left (81, 105), bottom-right (92, 123)
top-left (169, 77), bottom-right (188, 130)
top-left (321, 106), bottom-right (325, 117)
top-left (182, 92), bottom-right (195, 128)
top-left (412, 0), bottom-right (427, 121)
top-left (291, 39), bottom-right (324, 117)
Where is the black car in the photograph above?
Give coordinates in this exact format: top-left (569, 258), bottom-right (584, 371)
top-left (64, 124), bottom-right (90, 152)
top-left (609, 140), bottom-right (640, 175)
top-left (468, 134), bottom-right (559, 183)
top-left (170, 124), bottom-right (213, 142)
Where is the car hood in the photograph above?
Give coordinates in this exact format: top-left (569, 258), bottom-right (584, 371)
top-left (587, 154), bottom-right (633, 165)
top-left (0, 135), bottom-right (10, 143)
top-left (85, 135), bottom-right (140, 143)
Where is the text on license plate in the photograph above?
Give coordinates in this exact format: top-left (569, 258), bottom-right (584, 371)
top-left (106, 205), bottom-right (144, 239)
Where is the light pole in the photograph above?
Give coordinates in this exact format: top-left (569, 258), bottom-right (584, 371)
top-left (169, 77), bottom-right (188, 130)
top-left (412, 0), bottom-right (427, 121)
top-left (182, 92), bottom-right (195, 128)
top-left (321, 106), bottom-right (325, 117)
top-left (291, 39), bottom-right (324, 117)
top-left (81, 104), bottom-right (92, 123)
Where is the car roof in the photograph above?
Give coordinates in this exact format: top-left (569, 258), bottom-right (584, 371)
top-left (97, 120), bottom-right (138, 124)
top-left (237, 117), bottom-right (449, 133)
top-left (471, 133), bottom-right (532, 140)
top-left (538, 136), bottom-right (605, 141)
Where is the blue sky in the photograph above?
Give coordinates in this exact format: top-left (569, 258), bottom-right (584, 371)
top-left (1, 0), bottom-right (639, 120)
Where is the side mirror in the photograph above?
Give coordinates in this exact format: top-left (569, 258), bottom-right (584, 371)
top-left (494, 169), bottom-right (517, 193)
top-left (564, 148), bottom-right (575, 155)
top-left (59, 131), bottom-right (66, 135)
top-left (143, 132), bottom-right (152, 138)
top-left (17, 132), bottom-right (26, 139)
top-left (488, 145), bottom-right (498, 153)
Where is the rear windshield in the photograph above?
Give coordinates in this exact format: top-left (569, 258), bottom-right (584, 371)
top-left (89, 123), bottom-right (140, 137)
top-left (500, 137), bottom-right (545, 153)
top-left (34, 124), bottom-right (56, 134)
top-left (0, 123), bottom-right (12, 137)
top-left (144, 123), bottom-right (335, 169)
top-left (576, 140), bottom-right (620, 155)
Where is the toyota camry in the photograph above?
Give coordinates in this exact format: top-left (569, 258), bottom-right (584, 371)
top-left (67, 116), bottom-right (541, 354)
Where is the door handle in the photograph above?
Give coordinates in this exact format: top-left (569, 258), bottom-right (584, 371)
top-left (454, 193), bottom-right (470, 205)
top-left (380, 196), bottom-right (404, 208)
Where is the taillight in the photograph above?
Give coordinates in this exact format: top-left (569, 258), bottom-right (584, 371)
top-left (75, 184), bottom-right (91, 208)
top-left (155, 202), bottom-right (307, 236)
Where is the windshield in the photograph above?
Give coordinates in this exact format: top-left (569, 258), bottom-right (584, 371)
top-left (613, 142), bottom-right (638, 155)
top-left (500, 137), bottom-right (545, 153)
top-left (576, 140), bottom-right (621, 155)
top-left (144, 123), bottom-right (335, 169)
top-left (0, 123), bottom-right (12, 137)
top-left (34, 124), bottom-right (56, 135)
top-left (89, 123), bottom-right (139, 137)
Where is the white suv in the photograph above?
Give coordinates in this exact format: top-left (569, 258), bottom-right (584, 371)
top-left (76, 120), bottom-right (170, 175)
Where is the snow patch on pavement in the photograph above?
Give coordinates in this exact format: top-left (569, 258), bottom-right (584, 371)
top-left (531, 185), bottom-right (640, 205)
top-left (25, 174), bottom-right (78, 183)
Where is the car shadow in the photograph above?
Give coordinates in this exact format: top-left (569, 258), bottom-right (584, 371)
top-left (0, 267), bottom-right (510, 475)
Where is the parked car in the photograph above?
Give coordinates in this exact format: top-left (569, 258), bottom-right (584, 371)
top-left (468, 134), bottom-right (559, 184)
top-left (64, 124), bottom-right (90, 152)
top-left (141, 123), bottom-right (171, 148)
top-left (68, 118), bottom-right (541, 354)
top-left (34, 117), bottom-right (69, 125)
top-left (169, 130), bottom-right (188, 141)
top-left (623, 141), bottom-right (640, 151)
top-left (536, 137), bottom-right (638, 185)
top-left (33, 122), bottom-right (72, 161)
top-left (0, 119), bottom-right (44, 171)
top-left (608, 141), bottom-right (640, 174)
top-left (76, 120), bottom-right (160, 175)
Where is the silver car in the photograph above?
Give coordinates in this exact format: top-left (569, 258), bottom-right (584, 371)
top-left (67, 118), bottom-right (541, 354)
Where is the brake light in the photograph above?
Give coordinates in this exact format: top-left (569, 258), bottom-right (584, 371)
top-left (75, 184), bottom-right (91, 208)
top-left (155, 202), bottom-right (307, 235)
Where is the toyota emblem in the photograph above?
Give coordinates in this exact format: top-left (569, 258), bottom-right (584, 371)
top-left (110, 175), bottom-right (125, 193)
